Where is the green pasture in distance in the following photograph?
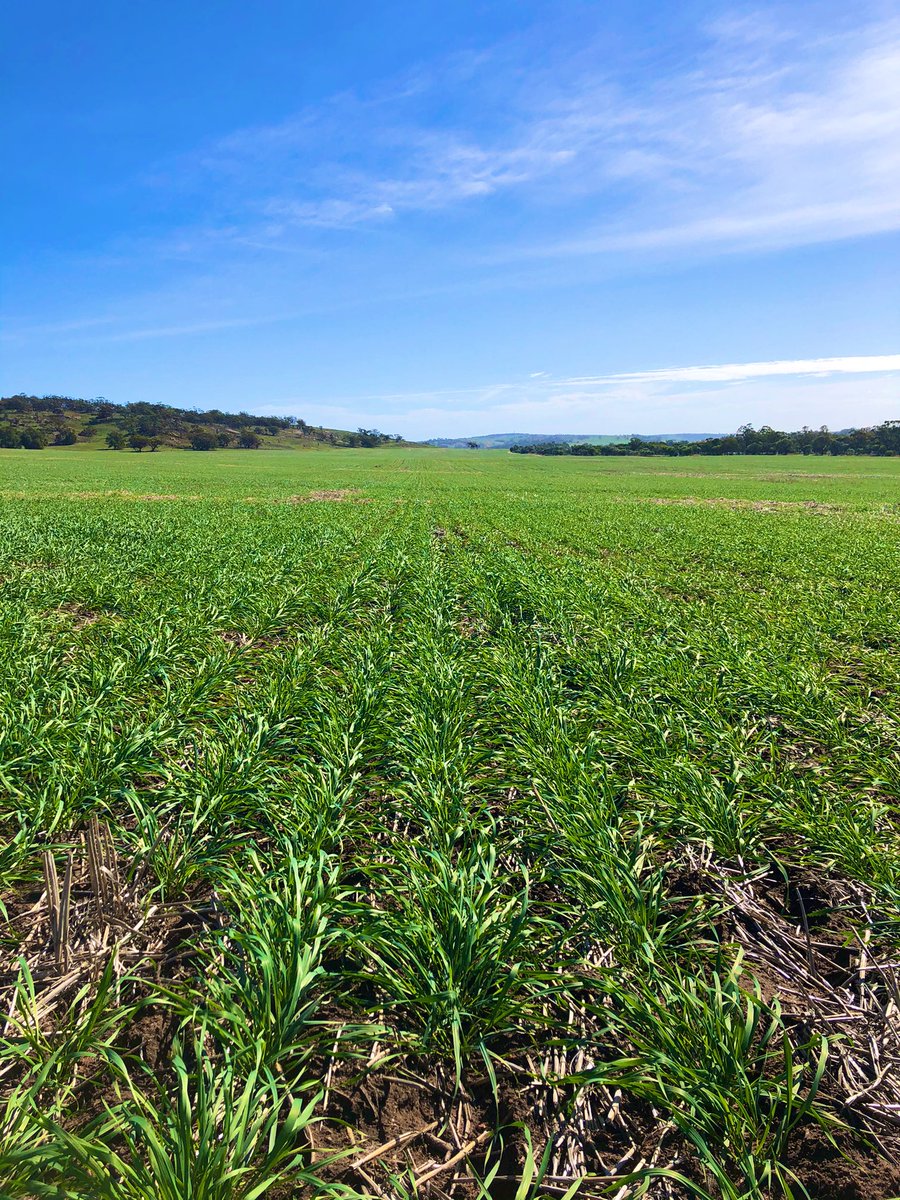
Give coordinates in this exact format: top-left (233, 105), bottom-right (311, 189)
top-left (2, 444), bottom-right (900, 504)
top-left (0, 444), bottom-right (899, 1199)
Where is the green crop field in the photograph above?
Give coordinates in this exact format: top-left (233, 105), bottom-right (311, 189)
top-left (1, 447), bottom-right (899, 1199)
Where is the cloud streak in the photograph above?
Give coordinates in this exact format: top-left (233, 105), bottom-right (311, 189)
top-left (251, 353), bottom-right (898, 439)
top-left (301, 354), bottom-right (900, 409)
top-left (579, 355), bottom-right (900, 386)
top-left (144, 11), bottom-right (900, 264)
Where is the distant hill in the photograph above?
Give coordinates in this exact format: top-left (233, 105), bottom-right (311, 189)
top-left (427, 432), bottom-right (720, 449)
top-left (0, 394), bottom-right (413, 451)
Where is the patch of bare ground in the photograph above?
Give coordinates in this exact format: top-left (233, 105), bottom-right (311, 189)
top-left (758, 473), bottom-right (840, 482)
top-left (12, 559), bottom-right (58, 573)
top-left (298, 1050), bottom-right (689, 1200)
top-left (52, 602), bottom-right (117, 630)
top-left (634, 470), bottom-right (841, 482)
top-left (642, 496), bottom-right (843, 514)
top-left (139, 491), bottom-right (202, 501)
top-left (755, 713), bottom-right (829, 771)
top-left (217, 628), bottom-right (253, 649)
top-left (280, 1015), bottom-right (900, 1200)
top-left (283, 489), bottom-right (369, 503)
top-left (221, 633), bottom-right (305, 660)
top-left (786, 1125), bottom-right (900, 1200)
top-left (262, 893), bottom-right (892, 1200)
top-left (636, 471), bottom-right (744, 479)
top-left (510, 1047), bottom-right (692, 1192)
top-left (457, 612), bottom-right (489, 641)
top-left (657, 586), bottom-right (708, 604)
top-left (827, 655), bottom-right (893, 701)
top-left (653, 848), bottom-right (900, 1196)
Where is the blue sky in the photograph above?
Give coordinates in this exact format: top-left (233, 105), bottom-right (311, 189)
top-left (2, 0), bottom-right (899, 438)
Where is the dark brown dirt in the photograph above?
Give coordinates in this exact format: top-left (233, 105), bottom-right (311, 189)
top-left (308, 1061), bottom-right (465, 1194)
top-left (457, 612), bottom-right (489, 640)
top-left (751, 860), bottom-right (866, 942)
top-left (123, 1005), bottom-right (181, 1074)
top-left (827, 656), bottom-right (891, 699)
top-left (787, 1125), bottom-right (900, 1200)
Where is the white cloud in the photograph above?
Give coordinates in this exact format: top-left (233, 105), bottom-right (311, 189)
top-left (583, 355), bottom-right (900, 386)
top-left (492, 18), bottom-right (900, 260)
top-left (144, 12), bottom-right (900, 263)
top-left (190, 90), bottom-right (627, 233)
top-left (262, 354), bottom-right (900, 439)
top-left (303, 354), bottom-right (900, 407)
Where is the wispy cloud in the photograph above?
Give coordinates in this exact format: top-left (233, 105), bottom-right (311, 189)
top-left (86, 313), bottom-right (303, 344)
top-left (299, 354), bottom-right (900, 409)
top-left (258, 353), bottom-right (900, 439)
top-left (0, 315), bottom-right (118, 343)
top-left (155, 78), bottom-right (630, 238)
top-left (141, 11), bottom-right (900, 263)
top-left (579, 355), bottom-right (900, 386)
top-left (490, 18), bottom-right (900, 260)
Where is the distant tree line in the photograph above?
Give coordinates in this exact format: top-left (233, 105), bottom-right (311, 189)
top-left (509, 421), bottom-right (900, 458)
top-left (0, 395), bottom-right (404, 451)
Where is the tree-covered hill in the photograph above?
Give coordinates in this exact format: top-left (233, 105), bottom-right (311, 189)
top-left (0, 394), bottom-right (410, 451)
top-left (509, 421), bottom-right (900, 457)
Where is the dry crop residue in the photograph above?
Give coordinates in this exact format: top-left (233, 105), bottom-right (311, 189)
top-left (282, 489), bottom-right (371, 503)
top-left (53, 602), bottom-right (111, 630)
top-left (218, 629), bottom-right (253, 649)
top-left (642, 496), bottom-right (843, 514)
top-left (69, 490), bottom-right (202, 501)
